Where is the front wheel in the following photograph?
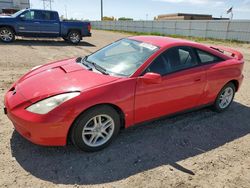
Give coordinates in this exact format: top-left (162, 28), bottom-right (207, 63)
top-left (68, 30), bottom-right (81, 44)
top-left (70, 106), bottom-right (121, 152)
top-left (213, 82), bottom-right (236, 112)
top-left (0, 27), bottom-right (15, 43)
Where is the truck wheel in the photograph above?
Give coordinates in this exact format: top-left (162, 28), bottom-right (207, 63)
top-left (68, 30), bottom-right (81, 44)
top-left (0, 27), bottom-right (15, 43)
top-left (62, 37), bottom-right (68, 41)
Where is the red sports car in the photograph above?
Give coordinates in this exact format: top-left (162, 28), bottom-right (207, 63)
top-left (4, 36), bottom-right (244, 151)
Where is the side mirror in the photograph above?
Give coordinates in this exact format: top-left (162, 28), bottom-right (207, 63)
top-left (141, 72), bottom-right (162, 84)
top-left (20, 14), bottom-right (25, 21)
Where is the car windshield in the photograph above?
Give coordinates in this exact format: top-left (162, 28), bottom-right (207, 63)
top-left (86, 39), bottom-right (159, 77)
top-left (11, 9), bottom-right (26, 17)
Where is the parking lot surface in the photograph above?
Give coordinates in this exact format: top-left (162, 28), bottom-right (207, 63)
top-left (0, 30), bottom-right (250, 188)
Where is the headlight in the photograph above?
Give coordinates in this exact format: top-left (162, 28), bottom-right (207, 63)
top-left (26, 92), bottom-right (80, 114)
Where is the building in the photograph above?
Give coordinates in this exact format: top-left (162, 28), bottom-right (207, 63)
top-left (155, 13), bottom-right (229, 20)
top-left (0, 0), bottom-right (30, 14)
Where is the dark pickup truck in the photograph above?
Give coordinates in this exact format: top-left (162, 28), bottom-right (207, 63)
top-left (0, 9), bottom-right (91, 44)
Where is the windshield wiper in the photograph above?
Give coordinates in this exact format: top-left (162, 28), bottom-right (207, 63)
top-left (85, 57), bottom-right (109, 75)
top-left (76, 57), bottom-right (92, 70)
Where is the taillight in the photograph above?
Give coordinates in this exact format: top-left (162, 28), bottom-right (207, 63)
top-left (88, 23), bottom-right (91, 32)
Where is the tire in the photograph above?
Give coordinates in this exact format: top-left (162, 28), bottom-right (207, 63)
top-left (0, 27), bottom-right (15, 43)
top-left (62, 37), bottom-right (68, 42)
top-left (67, 30), bottom-right (81, 44)
top-left (70, 106), bottom-right (121, 152)
top-left (212, 82), bottom-right (236, 112)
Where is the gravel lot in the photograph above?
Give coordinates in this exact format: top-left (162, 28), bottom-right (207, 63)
top-left (0, 30), bottom-right (250, 188)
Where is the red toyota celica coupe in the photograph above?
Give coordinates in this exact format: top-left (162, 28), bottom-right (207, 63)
top-left (4, 36), bottom-right (244, 151)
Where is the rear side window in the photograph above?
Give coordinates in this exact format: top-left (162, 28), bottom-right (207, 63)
top-left (40, 11), bottom-right (57, 21)
top-left (196, 49), bottom-right (222, 64)
top-left (50, 12), bottom-right (58, 20)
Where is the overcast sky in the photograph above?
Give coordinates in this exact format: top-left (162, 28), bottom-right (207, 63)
top-left (30, 0), bottom-right (250, 20)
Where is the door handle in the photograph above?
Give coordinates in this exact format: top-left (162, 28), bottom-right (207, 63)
top-left (34, 22), bottom-right (40, 24)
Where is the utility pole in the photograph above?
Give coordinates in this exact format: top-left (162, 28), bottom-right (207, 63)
top-left (101, 0), bottom-right (103, 21)
top-left (28, 0), bottom-right (31, 8)
top-left (65, 5), bottom-right (68, 19)
top-left (230, 10), bottom-right (234, 20)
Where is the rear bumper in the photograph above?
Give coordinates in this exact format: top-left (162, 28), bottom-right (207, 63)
top-left (237, 74), bottom-right (244, 92)
top-left (83, 32), bottom-right (91, 37)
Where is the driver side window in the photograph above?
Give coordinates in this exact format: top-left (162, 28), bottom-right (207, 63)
top-left (146, 46), bottom-right (198, 76)
top-left (22, 11), bottom-right (35, 20)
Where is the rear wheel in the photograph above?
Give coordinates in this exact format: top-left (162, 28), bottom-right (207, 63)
top-left (68, 30), bottom-right (81, 44)
top-left (62, 37), bottom-right (68, 41)
top-left (213, 82), bottom-right (235, 112)
top-left (70, 106), bottom-right (121, 152)
top-left (0, 27), bottom-right (15, 43)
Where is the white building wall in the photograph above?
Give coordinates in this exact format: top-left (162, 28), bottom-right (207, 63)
top-left (0, 0), bottom-right (30, 12)
top-left (91, 20), bottom-right (250, 42)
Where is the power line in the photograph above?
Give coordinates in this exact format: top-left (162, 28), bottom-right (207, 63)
top-left (41, 0), bottom-right (54, 10)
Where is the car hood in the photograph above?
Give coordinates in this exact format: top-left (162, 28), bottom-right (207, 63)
top-left (15, 58), bottom-right (120, 103)
top-left (0, 16), bottom-right (14, 19)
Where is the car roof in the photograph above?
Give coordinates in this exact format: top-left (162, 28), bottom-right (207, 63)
top-left (128, 36), bottom-right (197, 48)
top-left (26, 9), bottom-right (58, 13)
top-left (128, 35), bottom-right (234, 61)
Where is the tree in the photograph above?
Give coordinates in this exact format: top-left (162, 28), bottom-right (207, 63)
top-left (118, 17), bottom-right (133, 21)
top-left (103, 16), bottom-right (116, 21)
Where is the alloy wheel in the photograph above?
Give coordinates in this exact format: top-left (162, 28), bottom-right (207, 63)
top-left (0, 29), bottom-right (13, 42)
top-left (82, 114), bottom-right (115, 147)
top-left (219, 87), bottom-right (234, 109)
top-left (69, 32), bottom-right (80, 43)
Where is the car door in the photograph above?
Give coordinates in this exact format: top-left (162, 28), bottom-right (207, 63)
top-left (16, 10), bottom-right (41, 36)
top-left (194, 48), bottom-right (227, 105)
top-left (38, 11), bottom-right (60, 37)
top-left (134, 46), bottom-right (207, 124)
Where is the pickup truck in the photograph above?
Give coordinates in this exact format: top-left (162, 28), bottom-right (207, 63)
top-left (0, 9), bottom-right (91, 44)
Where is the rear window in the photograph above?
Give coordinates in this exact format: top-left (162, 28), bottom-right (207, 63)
top-left (196, 49), bottom-right (222, 64)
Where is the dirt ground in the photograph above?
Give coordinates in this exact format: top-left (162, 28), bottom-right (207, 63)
top-left (0, 30), bottom-right (250, 188)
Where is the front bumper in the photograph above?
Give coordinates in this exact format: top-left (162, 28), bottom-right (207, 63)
top-left (4, 90), bottom-right (73, 146)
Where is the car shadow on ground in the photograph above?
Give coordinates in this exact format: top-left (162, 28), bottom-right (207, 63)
top-left (10, 102), bottom-right (250, 185)
top-left (0, 39), bottom-right (96, 47)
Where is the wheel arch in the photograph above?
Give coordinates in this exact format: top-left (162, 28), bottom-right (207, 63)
top-left (228, 80), bottom-right (239, 92)
top-left (66, 103), bottom-right (126, 145)
top-left (0, 25), bottom-right (16, 34)
top-left (67, 29), bottom-right (82, 37)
